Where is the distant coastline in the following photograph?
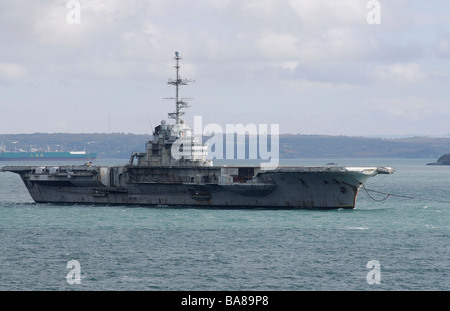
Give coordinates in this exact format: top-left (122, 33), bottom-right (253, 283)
top-left (1, 133), bottom-right (450, 159)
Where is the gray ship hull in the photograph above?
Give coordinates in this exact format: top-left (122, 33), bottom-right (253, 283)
top-left (2, 164), bottom-right (393, 209)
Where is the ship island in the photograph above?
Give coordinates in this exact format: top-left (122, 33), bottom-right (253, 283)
top-left (2, 52), bottom-right (394, 209)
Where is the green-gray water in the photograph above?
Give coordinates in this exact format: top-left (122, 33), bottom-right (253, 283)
top-left (1, 158), bottom-right (448, 290)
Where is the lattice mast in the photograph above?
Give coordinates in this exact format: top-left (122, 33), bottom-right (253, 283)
top-left (167, 51), bottom-right (192, 124)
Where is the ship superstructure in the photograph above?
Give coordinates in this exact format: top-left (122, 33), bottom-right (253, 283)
top-left (2, 52), bottom-right (394, 209)
top-left (130, 52), bottom-right (210, 168)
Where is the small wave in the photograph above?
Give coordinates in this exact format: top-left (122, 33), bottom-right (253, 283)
top-left (345, 226), bottom-right (369, 230)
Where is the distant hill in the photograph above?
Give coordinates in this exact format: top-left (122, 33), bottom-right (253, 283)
top-left (427, 153), bottom-right (450, 165)
top-left (278, 135), bottom-right (450, 159)
top-left (0, 133), bottom-right (148, 159)
top-left (1, 133), bottom-right (450, 159)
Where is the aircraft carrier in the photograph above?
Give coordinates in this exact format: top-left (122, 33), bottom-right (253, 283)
top-left (2, 52), bottom-right (394, 209)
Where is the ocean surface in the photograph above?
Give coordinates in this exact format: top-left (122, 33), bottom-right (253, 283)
top-left (0, 158), bottom-right (448, 291)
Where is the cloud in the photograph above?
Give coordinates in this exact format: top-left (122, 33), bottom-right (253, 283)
top-left (289, 0), bottom-right (368, 29)
top-left (373, 63), bottom-right (430, 86)
top-left (436, 35), bottom-right (450, 58)
top-left (258, 33), bottom-right (299, 60)
top-left (0, 0), bottom-right (423, 80)
top-left (0, 0), bottom-right (449, 136)
top-left (366, 96), bottom-right (450, 121)
top-left (0, 63), bottom-right (26, 79)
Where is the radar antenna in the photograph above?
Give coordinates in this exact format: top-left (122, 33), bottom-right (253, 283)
top-left (165, 51), bottom-right (193, 124)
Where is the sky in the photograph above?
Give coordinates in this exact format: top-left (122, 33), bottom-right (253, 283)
top-left (0, 0), bottom-right (449, 137)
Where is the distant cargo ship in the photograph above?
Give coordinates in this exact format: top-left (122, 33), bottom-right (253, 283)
top-left (0, 143), bottom-right (97, 161)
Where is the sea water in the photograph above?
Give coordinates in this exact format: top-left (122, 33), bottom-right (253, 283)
top-left (0, 158), bottom-right (448, 291)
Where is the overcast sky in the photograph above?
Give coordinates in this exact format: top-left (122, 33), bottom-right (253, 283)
top-left (1, 0), bottom-right (449, 137)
